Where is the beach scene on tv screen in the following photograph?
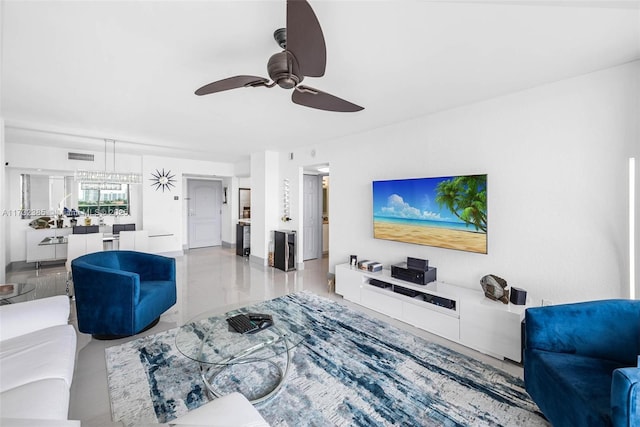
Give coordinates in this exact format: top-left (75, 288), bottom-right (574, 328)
top-left (373, 175), bottom-right (487, 254)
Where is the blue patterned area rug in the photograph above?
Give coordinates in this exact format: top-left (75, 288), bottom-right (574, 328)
top-left (105, 291), bottom-right (548, 426)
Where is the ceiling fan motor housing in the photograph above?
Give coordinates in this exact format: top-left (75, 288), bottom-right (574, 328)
top-left (268, 51), bottom-right (303, 89)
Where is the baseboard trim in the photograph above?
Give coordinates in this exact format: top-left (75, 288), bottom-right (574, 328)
top-left (249, 254), bottom-right (268, 269)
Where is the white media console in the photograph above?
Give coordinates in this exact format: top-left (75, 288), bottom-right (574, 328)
top-left (335, 263), bottom-right (529, 363)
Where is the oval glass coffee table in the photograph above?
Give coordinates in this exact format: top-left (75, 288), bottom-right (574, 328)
top-left (0, 283), bottom-right (36, 304)
top-left (175, 302), bottom-right (309, 404)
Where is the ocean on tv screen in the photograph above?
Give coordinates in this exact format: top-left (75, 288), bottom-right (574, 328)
top-left (373, 216), bottom-right (484, 233)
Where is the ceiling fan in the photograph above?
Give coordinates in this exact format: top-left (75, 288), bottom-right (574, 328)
top-left (195, 0), bottom-right (363, 113)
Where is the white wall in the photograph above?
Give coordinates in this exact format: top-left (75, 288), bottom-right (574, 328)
top-left (633, 64), bottom-right (640, 301)
top-left (0, 1), bottom-right (5, 280)
top-left (221, 176), bottom-right (252, 247)
top-left (220, 176), bottom-right (252, 247)
top-left (278, 155), bottom-right (306, 268)
top-left (0, 120), bottom-right (6, 281)
top-left (142, 155), bottom-right (235, 254)
top-left (250, 151), bottom-right (280, 265)
top-left (235, 160), bottom-right (251, 178)
top-left (220, 176), bottom-right (235, 247)
top-left (284, 62), bottom-right (639, 305)
top-left (5, 141), bottom-right (142, 173)
top-left (3, 141), bottom-right (238, 262)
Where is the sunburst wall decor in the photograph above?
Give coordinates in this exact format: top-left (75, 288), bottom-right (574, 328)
top-left (150, 169), bottom-right (176, 192)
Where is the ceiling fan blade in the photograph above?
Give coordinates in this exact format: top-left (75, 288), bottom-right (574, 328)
top-left (292, 85), bottom-right (363, 112)
top-left (286, 0), bottom-right (326, 78)
top-left (195, 75), bottom-right (269, 96)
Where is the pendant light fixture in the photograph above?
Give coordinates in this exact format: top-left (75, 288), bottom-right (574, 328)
top-left (76, 139), bottom-right (142, 187)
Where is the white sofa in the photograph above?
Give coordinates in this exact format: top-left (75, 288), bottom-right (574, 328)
top-left (0, 296), bottom-right (268, 427)
top-left (0, 296), bottom-right (77, 423)
top-left (134, 392), bottom-right (270, 427)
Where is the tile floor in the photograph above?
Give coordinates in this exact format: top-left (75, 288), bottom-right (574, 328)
top-left (6, 247), bottom-right (523, 426)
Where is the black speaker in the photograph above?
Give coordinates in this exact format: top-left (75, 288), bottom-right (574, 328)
top-left (510, 287), bottom-right (527, 305)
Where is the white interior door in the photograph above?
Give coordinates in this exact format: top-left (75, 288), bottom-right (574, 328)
top-left (187, 180), bottom-right (221, 249)
top-left (303, 174), bottom-right (321, 260)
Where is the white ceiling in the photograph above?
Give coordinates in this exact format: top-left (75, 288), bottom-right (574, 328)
top-left (2, 0), bottom-right (639, 163)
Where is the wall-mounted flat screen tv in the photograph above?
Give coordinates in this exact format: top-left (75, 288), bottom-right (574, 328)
top-left (373, 174), bottom-right (487, 254)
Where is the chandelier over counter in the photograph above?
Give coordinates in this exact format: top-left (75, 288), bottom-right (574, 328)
top-left (75, 139), bottom-right (142, 186)
top-left (79, 181), bottom-right (123, 191)
top-left (75, 171), bottom-right (141, 184)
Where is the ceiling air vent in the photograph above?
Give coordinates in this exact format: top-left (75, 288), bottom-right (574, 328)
top-left (68, 152), bottom-right (94, 161)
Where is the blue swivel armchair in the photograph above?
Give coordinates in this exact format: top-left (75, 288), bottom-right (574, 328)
top-left (71, 250), bottom-right (176, 339)
top-left (524, 299), bottom-right (640, 426)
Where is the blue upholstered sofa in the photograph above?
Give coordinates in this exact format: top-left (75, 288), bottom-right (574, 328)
top-left (71, 250), bottom-right (176, 338)
top-left (524, 299), bottom-right (640, 426)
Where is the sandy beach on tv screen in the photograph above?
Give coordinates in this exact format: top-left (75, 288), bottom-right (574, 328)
top-left (374, 221), bottom-right (487, 254)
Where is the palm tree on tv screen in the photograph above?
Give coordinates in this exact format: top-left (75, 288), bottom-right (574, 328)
top-left (435, 175), bottom-right (487, 232)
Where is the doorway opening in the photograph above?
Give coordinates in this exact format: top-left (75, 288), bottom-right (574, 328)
top-left (303, 164), bottom-right (329, 261)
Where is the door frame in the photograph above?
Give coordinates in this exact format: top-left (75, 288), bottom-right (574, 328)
top-left (300, 163), bottom-right (330, 266)
top-left (186, 178), bottom-right (222, 249)
top-left (303, 173), bottom-right (323, 261)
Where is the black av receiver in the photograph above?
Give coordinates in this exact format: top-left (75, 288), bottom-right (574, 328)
top-left (391, 257), bottom-right (437, 285)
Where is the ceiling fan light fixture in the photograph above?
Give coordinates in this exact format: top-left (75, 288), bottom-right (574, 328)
top-left (267, 51), bottom-right (302, 89)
